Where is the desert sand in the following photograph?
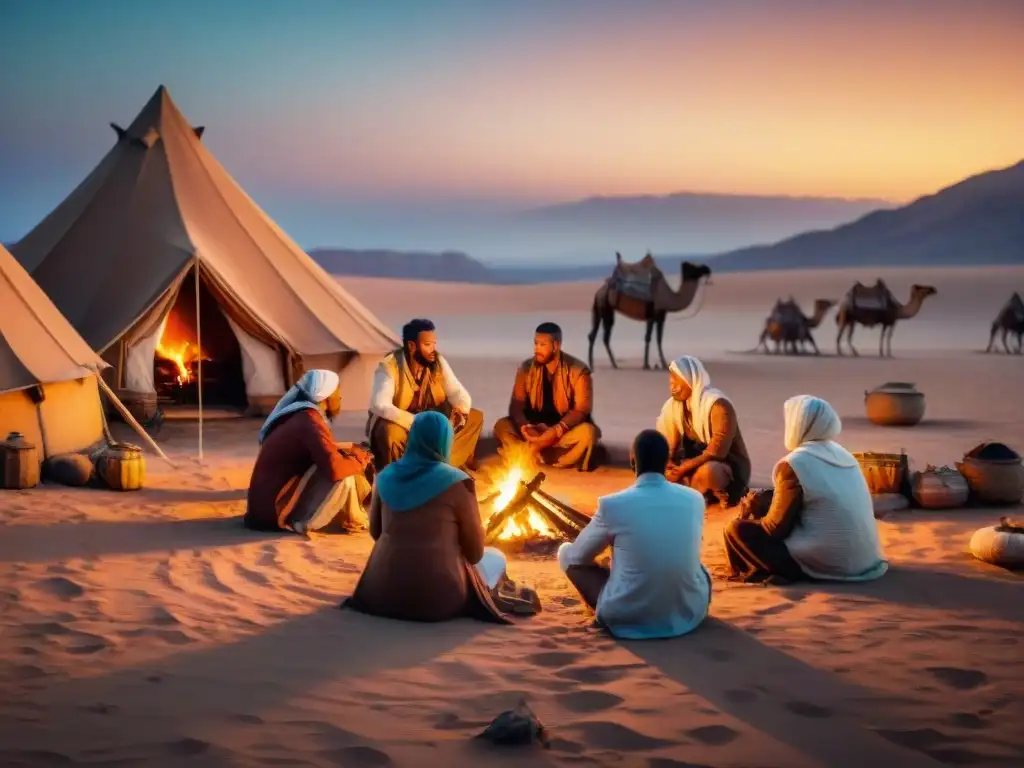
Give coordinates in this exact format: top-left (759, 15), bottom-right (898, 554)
top-left (1, 266), bottom-right (1022, 767)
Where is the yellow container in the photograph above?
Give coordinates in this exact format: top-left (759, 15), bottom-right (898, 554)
top-left (96, 442), bottom-right (146, 491)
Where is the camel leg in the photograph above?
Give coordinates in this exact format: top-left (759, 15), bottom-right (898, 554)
top-left (655, 313), bottom-right (669, 369)
top-left (888, 325), bottom-right (897, 357)
top-left (643, 319), bottom-right (654, 370)
top-left (756, 328), bottom-right (768, 353)
top-left (836, 321), bottom-right (846, 356)
top-left (602, 307), bottom-right (618, 369)
top-left (846, 323), bottom-right (859, 357)
top-left (806, 333), bottom-right (821, 356)
top-left (587, 301), bottom-right (601, 369)
top-left (878, 325), bottom-right (887, 357)
top-left (1002, 327), bottom-right (1012, 355)
top-left (985, 322), bottom-right (998, 353)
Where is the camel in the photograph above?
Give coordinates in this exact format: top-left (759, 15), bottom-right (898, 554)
top-left (755, 297), bottom-right (837, 355)
top-left (835, 279), bottom-right (937, 357)
top-left (588, 252), bottom-right (711, 370)
top-left (985, 291), bottom-right (1024, 354)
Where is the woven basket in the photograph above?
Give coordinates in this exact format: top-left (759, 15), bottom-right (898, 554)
top-left (911, 466), bottom-right (970, 509)
top-left (853, 451), bottom-right (908, 495)
top-left (864, 382), bottom-right (925, 427)
top-left (957, 442), bottom-right (1024, 506)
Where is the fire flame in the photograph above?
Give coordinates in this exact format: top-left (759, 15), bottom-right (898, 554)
top-left (485, 442), bottom-right (558, 542)
top-left (156, 340), bottom-right (197, 385)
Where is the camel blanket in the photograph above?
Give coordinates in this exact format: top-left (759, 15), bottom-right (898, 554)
top-left (609, 256), bottom-right (658, 302)
top-left (848, 280), bottom-right (896, 312)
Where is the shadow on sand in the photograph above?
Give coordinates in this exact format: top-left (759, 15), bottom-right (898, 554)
top-left (0, 516), bottom-right (273, 563)
top-left (624, 618), bottom-right (951, 768)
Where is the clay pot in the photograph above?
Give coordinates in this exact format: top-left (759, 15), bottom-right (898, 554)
top-left (1, 432), bottom-right (40, 490)
top-left (911, 466), bottom-right (970, 509)
top-left (864, 382), bottom-right (925, 426)
top-left (969, 518), bottom-right (1024, 569)
top-left (956, 442), bottom-right (1024, 506)
top-left (95, 442), bottom-right (146, 491)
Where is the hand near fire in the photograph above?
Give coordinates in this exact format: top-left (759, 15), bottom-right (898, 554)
top-left (451, 409), bottom-right (468, 432)
top-left (664, 462), bottom-right (687, 484)
top-left (521, 423), bottom-right (559, 452)
top-left (345, 444), bottom-right (374, 468)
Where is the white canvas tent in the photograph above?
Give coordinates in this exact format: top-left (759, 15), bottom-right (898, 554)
top-left (12, 85), bottom-right (399, 415)
top-left (0, 244), bottom-right (165, 465)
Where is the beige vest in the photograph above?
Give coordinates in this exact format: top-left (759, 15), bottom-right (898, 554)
top-left (367, 350), bottom-right (449, 434)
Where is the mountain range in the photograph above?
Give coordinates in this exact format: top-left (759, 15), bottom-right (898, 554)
top-left (312, 160), bottom-right (1022, 282)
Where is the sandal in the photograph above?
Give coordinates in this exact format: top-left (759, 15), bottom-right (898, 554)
top-left (493, 585), bottom-right (542, 616)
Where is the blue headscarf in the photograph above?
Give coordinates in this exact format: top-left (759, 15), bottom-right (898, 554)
top-left (375, 411), bottom-right (469, 511)
top-left (258, 369), bottom-right (340, 444)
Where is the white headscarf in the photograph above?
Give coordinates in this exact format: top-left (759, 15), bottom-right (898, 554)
top-left (667, 355), bottom-right (728, 444)
top-left (258, 369), bottom-right (340, 444)
top-left (781, 395), bottom-right (857, 468)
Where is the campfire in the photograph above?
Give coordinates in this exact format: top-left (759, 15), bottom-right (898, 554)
top-left (479, 444), bottom-right (591, 552)
top-left (154, 312), bottom-right (208, 396)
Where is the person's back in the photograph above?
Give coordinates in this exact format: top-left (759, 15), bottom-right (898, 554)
top-left (598, 475), bottom-right (710, 638)
top-left (558, 429), bottom-right (711, 639)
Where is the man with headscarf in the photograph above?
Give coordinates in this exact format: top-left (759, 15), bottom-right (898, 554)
top-left (724, 395), bottom-right (888, 584)
top-left (493, 321), bottom-right (601, 471)
top-left (367, 318), bottom-right (483, 471)
top-left (656, 355), bottom-right (751, 508)
top-left (245, 370), bottom-right (373, 535)
top-left (557, 429), bottom-right (711, 639)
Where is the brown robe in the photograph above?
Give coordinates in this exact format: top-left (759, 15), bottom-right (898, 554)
top-left (244, 409), bottom-right (365, 531)
top-left (507, 352), bottom-right (595, 433)
top-left (675, 399), bottom-right (752, 500)
top-left (344, 478), bottom-right (509, 623)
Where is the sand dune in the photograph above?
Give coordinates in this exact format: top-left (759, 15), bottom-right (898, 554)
top-left (1, 267), bottom-right (1023, 767)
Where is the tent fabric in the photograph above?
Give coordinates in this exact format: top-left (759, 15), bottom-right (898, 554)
top-left (1, 244), bottom-right (108, 394)
top-left (0, 245), bottom-right (107, 459)
top-left (12, 85), bottom-right (399, 406)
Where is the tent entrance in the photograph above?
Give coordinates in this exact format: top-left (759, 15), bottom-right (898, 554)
top-left (154, 268), bottom-right (247, 409)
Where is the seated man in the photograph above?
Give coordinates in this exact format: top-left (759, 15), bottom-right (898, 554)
top-left (245, 370), bottom-right (373, 535)
top-left (493, 322), bottom-right (601, 471)
top-left (557, 429), bottom-right (711, 639)
top-left (656, 355), bottom-right (751, 508)
top-left (367, 318), bottom-right (483, 471)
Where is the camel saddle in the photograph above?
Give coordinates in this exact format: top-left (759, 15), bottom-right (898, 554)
top-left (1006, 292), bottom-right (1024, 322)
top-left (769, 298), bottom-right (804, 326)
top-left (607, 253), bottom-right (659, 304)
top-left (847, 280), bottom-right (896, 312)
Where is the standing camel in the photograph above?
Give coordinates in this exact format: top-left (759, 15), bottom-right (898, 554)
top-left (588, 253), bottom-right (711, 370)
top-left (756, 297), bottom-right (836, 355)
top-left (985, 291), bottom-right (1024, 354)
top-left (835, 280), bottom-right (937, 357)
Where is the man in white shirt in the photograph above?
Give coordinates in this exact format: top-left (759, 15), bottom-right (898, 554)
top-left (558, 429), bottom-right (712, 639)
top-left (366, 318), bottom-right (482, 470)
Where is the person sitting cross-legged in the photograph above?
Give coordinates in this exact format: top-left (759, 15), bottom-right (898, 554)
top-left (724, 395), bottom-right (889, 585)
top-left (557, 429), bottom-right (711, 639)
top-left (493, 322), bottom-right (601, 471)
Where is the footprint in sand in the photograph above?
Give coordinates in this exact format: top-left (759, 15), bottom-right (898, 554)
top-left (784, 701), bottom-right (833, 719)
top-left (685, 725), bottom-right (741, 746)
top-left (321, 745), bottom-right (393, 766)
top-left (568, 721), bottom-right (680, 751)
top-left (230, 713), bottom-right (265, 725)
top-left (555, 690), bottom-right (625, 713)
top-left (165, 738), bottom-right (211, 756)
top-left (555, 663), bottom-right (644, 685)
top-left (755, 602), bottom-right (795, 616)
top-left (723, 688), bottom-right (758, 704)
top-left (29, 577), bottom-right (84, 600)
top-left (948, 712), bottom-right (986, 729)
top-left (925, 667), bottom-right (988, 691)
top-left (526, 651), bottom-right (581, 668)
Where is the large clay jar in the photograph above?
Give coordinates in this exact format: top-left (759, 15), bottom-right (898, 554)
top-left (1, 432), bottom-right (41, 490)
top-left (864, 382), bottom-right (926, 426)
top-left (911, 466), bottom-right (970, 509)
top-left (95, 442), bottom-right (146, 491)
top-left (956, 442), bottom-right (1024, 506)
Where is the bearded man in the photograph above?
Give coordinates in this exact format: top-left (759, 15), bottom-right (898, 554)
top-left (367, 318), bottom-right (483, 470)
top-left (493, 322), bottom-right (601, 471)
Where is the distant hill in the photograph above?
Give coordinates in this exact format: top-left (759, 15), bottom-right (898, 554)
top-left (309, 248), bottom-right (494, 283)
top-left (703, 160), bottom-right (1024, 271)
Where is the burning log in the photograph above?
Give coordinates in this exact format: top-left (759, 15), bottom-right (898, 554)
top-left (485, 471), bottom-right (546, 544)
top-left (482, 469), bottom-right (591, 548)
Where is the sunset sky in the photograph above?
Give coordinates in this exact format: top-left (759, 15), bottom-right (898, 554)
top-left (1, 0), bottom-right (1022, 245)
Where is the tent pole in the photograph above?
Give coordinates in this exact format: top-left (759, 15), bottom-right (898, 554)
top-left (194, 255), bottom-right (204, 463)
top-left (96, 377), bottom-right (175, 467)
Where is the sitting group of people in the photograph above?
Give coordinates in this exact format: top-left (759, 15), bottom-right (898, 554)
top-left (243, 320), bottom-right (888, 639)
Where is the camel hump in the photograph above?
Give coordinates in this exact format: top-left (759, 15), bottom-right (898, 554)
top-left (848, 279), bottom-right (896, 311)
